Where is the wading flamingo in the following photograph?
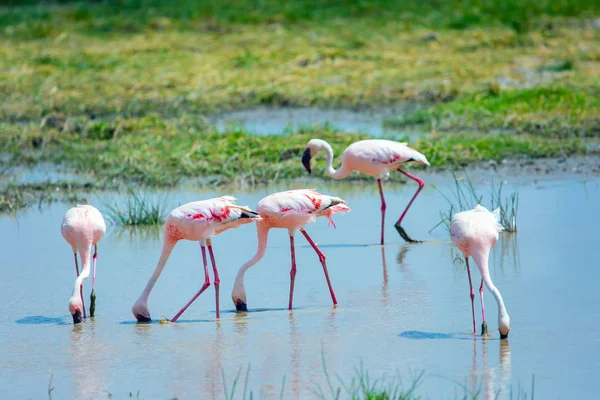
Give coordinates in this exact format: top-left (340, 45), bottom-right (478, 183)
top-left (302, 139), bottom-right (429, 244)
top-left (450, 205), bottom-right (510, 339)
top-left (61, 205), bottom-right (106, 324)
top-left (231, 189), bottom-right (350, 311)
top-left (132, 196), bottom-right (260, 323)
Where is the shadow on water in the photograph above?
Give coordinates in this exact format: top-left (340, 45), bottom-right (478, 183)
top-left (119, 318), bottom-right (212, 325)
top-left (399, 331), bottom-right (507, 341)
top-left (221, 306), bottom-right (305, 314)
top-left (15, 316), bottom-right (70, 325)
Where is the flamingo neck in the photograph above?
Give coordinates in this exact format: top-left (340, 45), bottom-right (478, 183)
top-left (71, 247), bottom-right (92, 299)
top-left (472, 250), bottom-right (509, 323)
top-left (137, 237), bottom-right (177, 304)
top-left (320, 140), bottom-right (351, 180)
top-left (232, 222), bottom-right (270, 298)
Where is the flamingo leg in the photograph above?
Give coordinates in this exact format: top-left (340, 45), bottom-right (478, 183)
top-left (288, 235), bottom-right (297, 310)
top-left (377, 178), bottom-right (386, 245)
top-left (206, 240), bottom-right (221, 319)
top-left (479, 278), bottom-right (488, 335)
top-left (466, 257), bottom-right (476, 334)
top-left (74, 252), bottom-right (87, 319)
top-left (300, 229), bottom-right (338, 306)
top-left (90, 245), bottom-right (98, 317)
top-left (171, 244), bottom-right (211, 322)
top-left (394, 168), bottom-right (425, 243)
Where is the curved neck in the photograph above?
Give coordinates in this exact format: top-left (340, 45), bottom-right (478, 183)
top-left (233, 222), bottom-right (270, 295)
top-left (138, 237), bottom-right (177, 303)
top-left (320, 140), bottom-right (351, 180)
top-left (72, 247), bottom-right (92, 298)
top-left (472, 251), bottom-right (509, 322)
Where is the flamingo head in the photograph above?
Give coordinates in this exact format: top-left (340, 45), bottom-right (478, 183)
top-left (231, 288), bottom-right (248, 312)
top-left (498, 313), bottom-right (511, 339)
top-left (68, 295), bottom-right (83, 324)
top-left (302, 139), bottom-right (327, 174)
top-left (132, 299), bottom-right (152, 323)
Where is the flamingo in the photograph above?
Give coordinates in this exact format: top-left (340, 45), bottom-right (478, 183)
top-left (132, 196), bottom-right (260, 323)
top-left (302, 139), bottom-right (429, 244)
top-left (231, 189), bottom-right (350, 311)
top-left (61, 205), bottom-right (106, 324)
top-left (450, 205), bottom-right (510, 339)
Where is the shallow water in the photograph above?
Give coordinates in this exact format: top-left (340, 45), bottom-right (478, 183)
top-left (1, 173), bottom-right (599, 399)
top-left (212, 107), bottom-right (421, 138)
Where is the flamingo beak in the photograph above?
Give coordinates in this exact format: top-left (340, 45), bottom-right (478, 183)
top-left (235, 299), bottom-right (248, 312)
top-left (302, 149), bottom-right (312, 174)
top-left (500, 331), bottom-right (509, 340)
top-left (72, 310), bottom-right (83, 324)
top-left (136, 314), bottom-right (152, 323)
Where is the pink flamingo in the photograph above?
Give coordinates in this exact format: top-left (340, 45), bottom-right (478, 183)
top-left (302, 139), bottom-right (429, 244)
top-left (61, 205), bottom-right (106, 324)
top-left (231, 189), bottom-right (350, 311)
top-left (450, 205), bottom-right (511, 339)
top-left (132, 196), bottom-right (260, 323)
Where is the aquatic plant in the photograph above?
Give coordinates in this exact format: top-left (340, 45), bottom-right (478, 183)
top-left (432, 173), bottom-right (519, 233)
top-left (104, 191), bottom-right (168, 226)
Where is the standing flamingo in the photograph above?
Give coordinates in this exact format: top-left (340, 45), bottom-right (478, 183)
top-left (231, 189), bottom-right (350, 311)
top-left (302, 139), bottom-right (429, 244)
top-left (132, 196), bottom-right (260, 323)
top-left (450, 205), bottom-right (510, 339)
top-left (61, 205), bottom-right (106, 324)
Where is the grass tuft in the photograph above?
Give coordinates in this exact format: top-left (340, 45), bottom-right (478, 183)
top-left (432, 173), bottom-right (519, 233)
top-left (104, 190), bottom-right (167, 226)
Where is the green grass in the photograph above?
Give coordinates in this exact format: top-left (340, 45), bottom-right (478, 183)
top-left (0, 1), bottom-right (599, 121)
top-left (387, 87), bottom-right (600, 137)
top-left (0, 119), bottom-right (587, 188)
top-left (103, 190), bottom-right (168, 225)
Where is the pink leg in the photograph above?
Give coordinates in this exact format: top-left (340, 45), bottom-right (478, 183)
top-left (288, 235), bottom-right (297, 310)
top-left (377, 178), bottom-right (386, 245)
top-left (466, 257), bottom-right (476, 334)
top-left (300, 229), bottom-right (338, 306)
top-left (394, 168), bottom-right (425, 243)
top-left (479, 279), bottom-right (488, 335)
top-left (74, 253), bottom-right (87, 319)
top-left (171, 244), bottom-right (211, 322)
top-left (207, 242), bottom-right (221, 319)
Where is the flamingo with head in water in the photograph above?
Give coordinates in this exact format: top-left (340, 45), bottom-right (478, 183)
top-left (132, 196), bottom-right (260, 323)
top-left (450, 205), bottom-right (511, 339)
top-left (61, 205), bottom-right (106, 324)
top-left (231, 189), bottom-right (350, 311)
top-left (302, 139), bottom-right (429, 244)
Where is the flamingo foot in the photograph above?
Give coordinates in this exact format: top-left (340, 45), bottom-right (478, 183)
top-left (235, 300), bottom-right (248, 312)
top-left (72, 311), bottom-right (83, 324)
top-left (136, 315), bottom-right (152, 323)
top-left (90, 289), bottom-right (96, 317)
top-left (394, 222), bottom-right (422, 243)
top-left (481, 321), bottom-right (489, 336)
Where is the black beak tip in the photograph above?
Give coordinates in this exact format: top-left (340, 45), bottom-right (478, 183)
top-left (235, 301), bottom-right (248, 312)
top-left (301, 150), bottom-right (312, 174)
top-left (136, 315), bottom-right (152, 323)
top-left (500, 333), bottom-right (509, 340)
top-left (72, 310), bottom-right (83, 324)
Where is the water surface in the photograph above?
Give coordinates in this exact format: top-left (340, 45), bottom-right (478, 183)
top-left (1, 174), bottom-right (599, 399)
top-left (212, 107), bottom-right (421, 138)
